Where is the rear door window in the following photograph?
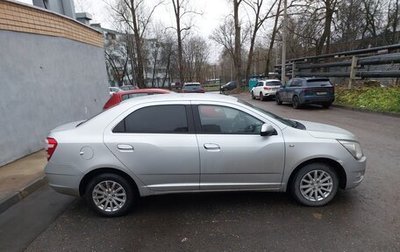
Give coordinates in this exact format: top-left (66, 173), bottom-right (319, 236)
top-left (113, 105), bottom-right (189, 133)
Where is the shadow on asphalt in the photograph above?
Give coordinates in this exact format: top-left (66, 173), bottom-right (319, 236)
top-left (73, 189), bottom-right (359, 218)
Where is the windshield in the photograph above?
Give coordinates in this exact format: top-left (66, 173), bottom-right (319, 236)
top-left (238, 99), bottom-right (303, 129)
top-left (265, 81), bottom-right (282, 86)
top-left (183, 84), bottom-right (201, 90)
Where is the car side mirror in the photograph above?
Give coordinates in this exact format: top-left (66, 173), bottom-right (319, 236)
top-left (260, 124), bottom-right (277, 136)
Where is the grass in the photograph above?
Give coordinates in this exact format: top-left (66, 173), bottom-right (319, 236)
top-left (335, 86), bottom-right (400, 113)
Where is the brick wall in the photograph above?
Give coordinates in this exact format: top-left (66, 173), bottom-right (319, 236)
top-left (0, 0), bottom-right (103, 48)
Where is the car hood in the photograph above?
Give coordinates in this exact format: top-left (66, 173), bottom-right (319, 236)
top-left (50, 120), bottom-right (85, 133)
top-left (297, 120), bottom-right (357, 141)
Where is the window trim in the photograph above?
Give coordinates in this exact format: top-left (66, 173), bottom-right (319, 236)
top-left (192, 104), bottom-right (264, 135)
top-left (112, 104), bottom-right (195, 134)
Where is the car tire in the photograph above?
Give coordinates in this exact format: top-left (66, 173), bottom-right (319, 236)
top-left (292, 96), bottom-right (300, 109)
top-left (322, 103), bottom-right (332, 109)
top-left (260, 92), bottom-right (265, 101)
top-left (290, 163), bottom-right (339, 207)
top-left (276, 94), bottom-right (282, 105)
top-left (85, 173), bottom-right (135, 217)
top-left (251, 91), bottom-right (255, 99)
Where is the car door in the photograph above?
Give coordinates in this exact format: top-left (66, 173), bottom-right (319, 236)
top-left (104, 102), bottom-right (200, 191)
top-left (192, 103), bottom-right (285, 190)
top-left (279, 79), bottom-right (291, 101)
top-left (286, 78), bottom-right (301, 101)
top-left (253, 81), bottom-right (262, 96)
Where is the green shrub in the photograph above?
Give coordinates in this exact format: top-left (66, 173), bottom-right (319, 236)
top-left (335, 87), bottom-right (400, 113)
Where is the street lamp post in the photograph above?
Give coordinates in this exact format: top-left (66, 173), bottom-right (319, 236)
top-left (281, 0), bottom-right (287, 83)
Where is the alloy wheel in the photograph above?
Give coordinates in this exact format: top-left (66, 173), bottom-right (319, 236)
top-left (92, 180), bottom-right (127, 212)
top-left (299, 170), bottom-right (333, 202)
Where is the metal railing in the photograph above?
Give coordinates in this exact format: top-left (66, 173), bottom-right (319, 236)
top-left (275, 43), bottom-right (400, 88)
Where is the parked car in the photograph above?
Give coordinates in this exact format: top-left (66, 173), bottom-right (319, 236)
top-left (103, 88), bottom-right (171, 110)
top-left (45, 93), bottom-right (366, 217)
top-left (108, 86), bottom-right (121, 95)
top-left (182, 82), bottom-right (205, 93)
top-left (251, 79), bottom-right (282, 100)
top-left (220, 81), bottom-right (238, 92)
top-left (275, 77), bottom-right (335, 109)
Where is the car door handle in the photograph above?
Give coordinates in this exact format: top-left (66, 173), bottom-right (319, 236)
top-left (117, 144), bottom-right (134, 152)
top-left (203, 143), bottom-right (220, 151)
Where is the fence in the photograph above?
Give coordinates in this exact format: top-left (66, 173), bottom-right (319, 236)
top-left (275, 43), bottom-right (400, 88)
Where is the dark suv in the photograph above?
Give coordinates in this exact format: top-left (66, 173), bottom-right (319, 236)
top-left (275, 77), bottom-right (335, 109)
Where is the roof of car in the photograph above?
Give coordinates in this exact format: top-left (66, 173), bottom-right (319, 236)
top-left (298, 77), bottom-right (330, 81)
top-left (259, 79), bottom-right (281, 82)
top-left (120, 93), bottom-right (237, 105)
top-left (116, 88), bottom-right (171, 96)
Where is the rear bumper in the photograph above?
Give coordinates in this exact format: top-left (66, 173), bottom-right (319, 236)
top-left (262, 90), bottom-right (278, 96)
top-left (300, 95), bottom-right (335, 104)
top-left (45, 162), bottom-right (81, 196)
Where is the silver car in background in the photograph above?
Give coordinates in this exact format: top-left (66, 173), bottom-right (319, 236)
top-left (45, 94), bottom-right (366, 217)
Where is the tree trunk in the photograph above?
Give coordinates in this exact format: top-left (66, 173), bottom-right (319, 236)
top-left (173, 0), bottom-right (185, 84)
top-left (264, 0), bottom-right (281, 76)
top-left (130, 0), bottom-right (145, 87)
top-left (316, 0), bottom-right (335, 55)
top-left (234, 0), bottom-right (242, 91)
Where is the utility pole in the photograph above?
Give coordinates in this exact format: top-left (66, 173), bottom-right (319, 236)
top-left (281, 0), bottom-right (287, 83)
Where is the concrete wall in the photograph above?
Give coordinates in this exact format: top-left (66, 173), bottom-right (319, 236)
top-left (0, 30), bottom-right (109, 166)
top-left (0, 1), bottom-right (108, 166)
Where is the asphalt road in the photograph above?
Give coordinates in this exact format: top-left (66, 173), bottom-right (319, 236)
top-left (6, 94), bottom-right (400, 251)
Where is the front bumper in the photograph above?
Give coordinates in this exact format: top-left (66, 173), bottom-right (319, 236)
top-left (345, 155), bottom-right (367, 189)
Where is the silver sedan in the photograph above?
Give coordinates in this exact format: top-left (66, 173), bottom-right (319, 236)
top-left (45, 94), bottom-right (366, 217)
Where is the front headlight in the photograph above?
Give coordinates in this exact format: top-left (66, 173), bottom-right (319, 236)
top-left (338, 140), bottom-right (363, 160)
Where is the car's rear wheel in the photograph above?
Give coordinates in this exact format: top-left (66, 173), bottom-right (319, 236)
top-left (85, 173), bottom-right (135, 217)
top-left (322, 103), bottom-right (332, 109)
top-left (292, 96), bottom-right (300, 109)
top-left (276, 94), bottom-right (282, 105)
top-left (260, 92), bottom-right (265, 101)
top-left (291, 163), bottom-right (339, 207)
top-left (251, 91), bottom-right (255, 99)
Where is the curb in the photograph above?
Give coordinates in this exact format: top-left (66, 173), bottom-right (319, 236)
top-left (332, 104), bottom-right (400, 118)
top-left (0, 176), bottom-right (47, 215)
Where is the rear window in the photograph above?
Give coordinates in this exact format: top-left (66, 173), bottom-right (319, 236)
top-left (306, 80), bottom-right (332, 87)
top-left (265, 81), bottom-right (282, 86)
top-left (184, 84), bottom-right (200, 87)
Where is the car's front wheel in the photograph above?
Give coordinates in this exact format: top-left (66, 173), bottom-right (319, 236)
top-left (291, 163), bottom-right (339, 207)
top-left (85, 173), bottom-right (135, 217)
top-left (292, 96), bottom-right (300, 109)
top-left (276, 94), bottom-right (282, 105)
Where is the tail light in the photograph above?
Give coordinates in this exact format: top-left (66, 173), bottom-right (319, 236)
top-left (304, 88), bottom-right (313, 95)
top-left (263, 86), bottom-right (271, 90)
top-left (46, 137), bottom-right (58, 161)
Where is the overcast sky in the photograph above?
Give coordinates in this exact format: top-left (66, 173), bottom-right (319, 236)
top-left (17, 0), bottom-right (232, 62)
top-left (17, 0), bottom-right (230, 37)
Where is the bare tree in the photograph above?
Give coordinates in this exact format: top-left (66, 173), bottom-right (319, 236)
top-left (264, 0), bottom-right (282, 75)
top-left (243, 0), bottom-right (278, 83)
top-left (183, 36), bottom-right (209, 82)
top-left (233, 0), bottom-right (244, 90)
top-left (110, 0), bottom-right (162, 88)
top-left (383, 0), bottom-right (399, 44)
top-left (171, 0), bottom-right (200, 83)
